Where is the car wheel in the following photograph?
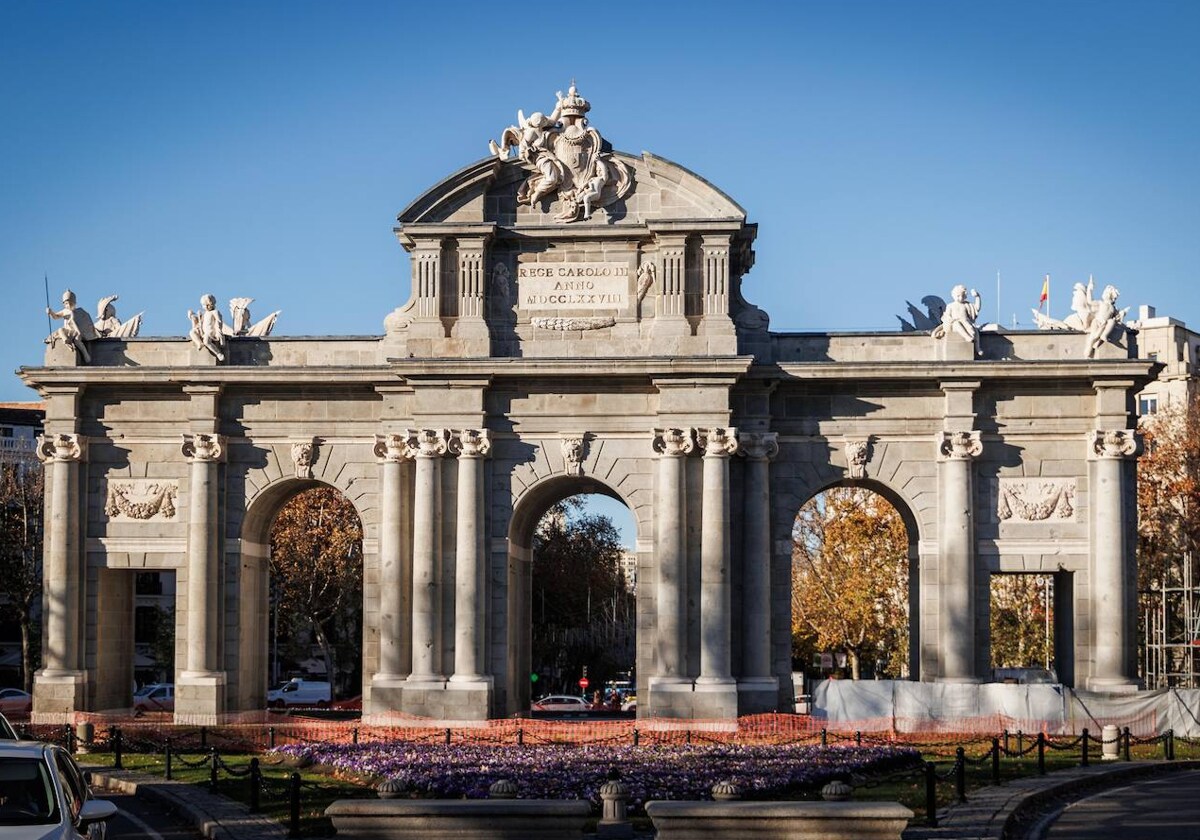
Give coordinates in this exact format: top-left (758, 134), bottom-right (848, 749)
top-left (270, 699), bottom-right (285, 710)
top-left (316, 700), bottom-right (329, 709)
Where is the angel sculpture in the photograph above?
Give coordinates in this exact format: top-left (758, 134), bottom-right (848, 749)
top-left (223, 297), bottom-right (280, 337)
top-left (1086, 285), bottom-right (1130, 358)
top-left (188, 294), bottom-right (226, 361)
top-left (93, 295), bottom-right (143, 338)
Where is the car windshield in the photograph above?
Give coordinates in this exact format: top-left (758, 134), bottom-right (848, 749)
top-left (0, 757), bottom-right (58, 825)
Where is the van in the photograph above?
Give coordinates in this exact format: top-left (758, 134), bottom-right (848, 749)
top-left (267, 678), bottom-right (332, 708)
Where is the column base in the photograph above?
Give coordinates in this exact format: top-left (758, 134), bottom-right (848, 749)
top-left (692, 680), bottom-right (739, 719)
top-left (737, 677), bottom-right (781, 715)
top-left (1085, 677), bottom-right (1140, 693)
top-left (937, 676), bottom-right (983, 685)
top-left (175, 672), bottom-right (227, 725)
top-left (647, 677), bottom-right (695, 719)
top-left (32, 670), bottom-right (87, 723)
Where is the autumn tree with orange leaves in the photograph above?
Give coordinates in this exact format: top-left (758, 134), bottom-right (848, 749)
top-left (791, 488), bottom-right (909, 680)
top-left (269, 487), bottom-right (363, 695)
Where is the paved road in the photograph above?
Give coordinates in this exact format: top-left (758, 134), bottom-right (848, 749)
top-left (97, 793), bottom-right (202, 840)
top-left (1044, 768), bottom-right (1200, 839)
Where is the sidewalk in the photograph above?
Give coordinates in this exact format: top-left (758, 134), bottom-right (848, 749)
top-left (87, 766), bottom-right (287, 840)
top-left (901, 759), bottom-right (1200, 840)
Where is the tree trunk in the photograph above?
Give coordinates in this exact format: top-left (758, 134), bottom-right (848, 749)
top-left (20, 615), bottom-right (32, 694)
top-left (849, 649), bottom-right (861, 680)
top-left (314, 623), bottom-right (335, 700)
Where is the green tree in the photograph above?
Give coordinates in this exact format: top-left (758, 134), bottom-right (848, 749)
top-left (0, 461), bottom-right (43, 692)
top-left (989, 575), bottom-right (1052, 670)
top-left (269, 487), bottom-right (363, 697)
top-left (532, 498), bottom-right (635, 695)
top-left (791, 487), bottom-right (909, 680)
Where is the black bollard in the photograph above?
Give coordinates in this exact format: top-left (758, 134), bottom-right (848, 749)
top-left (685, 730), bottom-right (691, 746)
top-left (1037, 733), bottom-right (1045, 775)
top-left (1081, 728), bottom-right (1089, 766)
top-left (114, 727), bottom-right (123, 770)
top-left (165, 741), bottom-right (173, 781)
top-left (1017, 730), bottom-right (1024, 755)
top-left (924, 761), bottom-right (938, 827)
top-left (249, 758), bottom-right (261, 813)
top-left (1002, 729), bottom-right (1009, 755)
top-left (991, 737), bottom-right (1000, 784)
top-left (288, 772), bottom-right (302, 838)
top-left (632, 728), bottom-right (640, 746)
top-left (210, 748), bottom-right (219, 792)
top-left (444, 728), bottom-right (451, 745)
top-left (1123, 726), bottom-right (1132, 762)
top-left (200, 726), bottom-right (208, 749)
top-left (352, 728), bottom-right (358, 746)
top-left (517, 728), bottom-right (524, 746)
top-left (1167, 729), bottom-right (1176, 761)
top-left (955, 747), bottom-right (966, 803)
top-left (821, 728), bottom-right (828, 747)
top-left (856, 730), bottom-right (862, 746)
top-left (269, 726), bottom-right (276, 750)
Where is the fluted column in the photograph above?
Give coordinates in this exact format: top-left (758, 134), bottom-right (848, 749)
top-left (937, 430), bottom-right (982, 682)
top-left (739, 432), bottom-right (778, 686)
top-left (654, 235), bottom-right (690, 335)
top-left (699, 234), bottom-right (734, 335)
top-left (450, 429), bottom-right (490, 682)
top-left (454, 238), bottom-right (490, 342)
top-left (1088, 429), bottom-right (1139, 689)
top-left (406, 428), bottom-right (449, 684)
top-left (652, 428), bottom-right (693, 683)
top-left (373, 433), bottom-right (410, 681)
top-left (697, 427), bottom-right (738, 684)
top-left (181, 433), bottom-right (225, 677)
top-left (35, 434), bottom-right (86, 676)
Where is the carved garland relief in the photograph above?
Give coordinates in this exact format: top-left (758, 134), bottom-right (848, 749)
top-left (105, 480), bottom-right (179, 521)
top-left (996, 478), bottom-right (1077, 523)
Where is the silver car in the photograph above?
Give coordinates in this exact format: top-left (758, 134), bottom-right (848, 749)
top-left (0, 741), bottom-right (116, 840)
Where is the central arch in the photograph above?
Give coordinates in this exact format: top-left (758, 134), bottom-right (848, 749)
top-left (505, 475), bottom-right (641, 716)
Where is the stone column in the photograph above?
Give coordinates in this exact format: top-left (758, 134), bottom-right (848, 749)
top-left (406, 428), bottom-right (449, 685)
top-left (699, 234), bottom-right (735, 335)
top-left (937, 430), bottom-right (982, 682)
top-left (651, 428), bottom-right (693, 686)
top-left (1088, 429), bottom-right (1139, 690)
top-left (373, 433), bottom-right (409, 682)
top-left (35, 434), bottom-right (86, 678)
top-left (450, 429), bottom-right (490, 684)
top-left (738, 432), bottom-right (779, 705)
top-left (697, 427), bottom-right (738, 685)
top-left (654, 235), bottom-right (690, 335)
top-left (407, 241), bottom-right (444, 339)
top-left (453, 238), bottom-right (490, 343)
top-left (181, 433), bottom-right (224, 678)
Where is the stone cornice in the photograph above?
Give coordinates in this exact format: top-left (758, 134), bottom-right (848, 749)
top-left (759, 359), bottom-right (1160, 384)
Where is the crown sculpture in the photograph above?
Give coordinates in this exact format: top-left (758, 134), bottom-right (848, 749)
top-left (489, 83), bottom-right (633, 223)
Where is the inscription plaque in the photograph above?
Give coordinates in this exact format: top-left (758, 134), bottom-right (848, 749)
top-left (519, 262), bottom-right (629, 311)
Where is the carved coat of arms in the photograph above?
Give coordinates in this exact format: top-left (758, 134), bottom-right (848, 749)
top-left (488, 84), bottom-right (633, 223)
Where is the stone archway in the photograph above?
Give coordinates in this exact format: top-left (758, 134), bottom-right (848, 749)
top-left (505, 475), bottom-right (641, 716)
top-left (235, 477), bottom-right (367, 713)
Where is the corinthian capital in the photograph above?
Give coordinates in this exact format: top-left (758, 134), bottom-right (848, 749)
top-left (1091, 429), bottom-right (1139, 459)
top-left (739, 431), bottom-right (779, 461)
top-left (405, 428), bottom-right (450, 458)
top-left (652, 427), bottom-right (695, 457)
top-left (938, 430), bottom-right (982, 461)
top-left (374, 433), bottom-right (411, 463)
top-left (697, 427), bottom-right (739, 457)
top-left (452, 429), bottom-right (492, 458)
top-left (181, 433), bottom-right (225, 463)
top-left (35, 433), bottom-right (86, 463)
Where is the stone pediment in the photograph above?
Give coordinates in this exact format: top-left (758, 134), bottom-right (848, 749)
top-left (397, 152), bottom-right (746, 227)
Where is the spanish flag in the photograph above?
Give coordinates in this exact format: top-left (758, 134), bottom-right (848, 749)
top-left (1038, 275), bottom-right (1049, 310)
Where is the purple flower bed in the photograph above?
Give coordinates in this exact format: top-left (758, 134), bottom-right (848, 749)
top-left (276, 741), bottom-right (919, 810)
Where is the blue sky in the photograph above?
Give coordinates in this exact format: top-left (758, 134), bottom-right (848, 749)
top-left (2, 1), bottom-right (1197, 542)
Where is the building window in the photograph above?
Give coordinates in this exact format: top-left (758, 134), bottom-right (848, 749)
top-left (0, 427), bottom-right (12, 438)
top-left (1139, 396), bottom-right (1159, 416)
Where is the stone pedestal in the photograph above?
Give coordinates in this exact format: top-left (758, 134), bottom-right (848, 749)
top-left (31, 670), bottom-right (86, 723)
top-left (175, 672), bottom-right (227, 725)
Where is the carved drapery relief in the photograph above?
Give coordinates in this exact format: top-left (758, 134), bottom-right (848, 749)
top-left (739, 431), bottom-right (779, 461)
top-left (36, 433), bottom-right (86, 463)
top-left (652, 427), bottom-right (695, 458)
top-left (181, 433), bottom-right (225, 463)
top-left (996, 478), bottom-right (1076, 522)
top-left (697, 427), bottom-right (739, 457)
top-left (452, 429), bottom-right (492, 458)
top-left (374, 433), bottom-right (410, 463)
top-left (487, 84), bottom-right (633, 223)
top-left (636, 262), bottom-right (656, 303)
top-left (105, 480), bottom-right (179, 521)
top-left (406, 428), bottom-right (450, 459)
top-left (1091, 429), bottom-right (1139, 459)
top-left (561, 434), bottom-right (586, 475)
top-left (291, 439), bottom-right (317, 479)
top-left (938, 430), bottom-right (983, 461)
top-left (844, 439), bottom-right (870, 479)
top-left (491, 263), bottom-right (512, 301)
top-left (531, 316), bottom-right (616, 331)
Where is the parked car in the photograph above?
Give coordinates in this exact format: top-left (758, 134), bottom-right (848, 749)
top-left (0, 740), bottom-right (117, 839)
top-left (0, 712), bottom-right (18, 740)
top-left (132, 684), bottom-right (174, 714)
top-left (267, 679), bottom-right (332, 709)
top-left (0, 688), bottom-right (32, 716)
top-left (531, 695), bottom-right (590, 712)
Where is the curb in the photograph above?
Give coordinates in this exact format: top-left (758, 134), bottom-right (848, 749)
top-left (87, 767), bottom-right (287, 840)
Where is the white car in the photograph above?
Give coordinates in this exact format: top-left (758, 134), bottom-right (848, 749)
top-left (0, 741), bottom-right (117, 840)
top-left (267, 679), bottom-right (332, 709)
top-left (531, 695), bottom-right (591, 712)
top-left (132, 684), bottom-right (174, 714)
